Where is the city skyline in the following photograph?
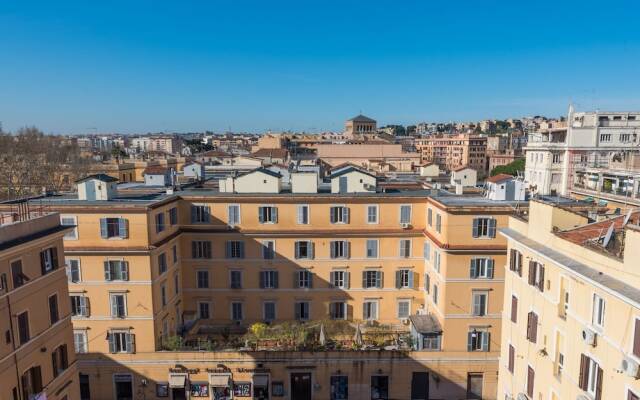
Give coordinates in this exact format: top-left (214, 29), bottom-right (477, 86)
top-left (1, 0), bottom-right (640, 134)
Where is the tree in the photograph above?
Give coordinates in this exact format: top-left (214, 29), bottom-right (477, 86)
top-left (490, 158), bottom-right (525, 177)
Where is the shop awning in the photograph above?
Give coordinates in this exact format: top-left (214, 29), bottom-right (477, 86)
top-left (169, 374), bottom-right (186, 388)
top-left (252, 375), bottom-right (269, 386)
top-left (209, 374), bottom-right (230, 387)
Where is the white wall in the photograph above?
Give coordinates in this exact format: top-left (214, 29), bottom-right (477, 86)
top-left (235, 171), bottom-right (281, 193)
top-left (330, 170), bottom-right (376, 193)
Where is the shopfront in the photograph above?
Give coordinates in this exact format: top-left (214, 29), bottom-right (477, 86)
top-left (209, 373), bottom-right (232, 400)
top-left (169, 373), bottom-right (188, 400)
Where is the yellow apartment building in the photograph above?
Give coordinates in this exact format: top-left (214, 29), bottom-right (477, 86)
top-left (498, 198), bottom-right (640, 399)
top-left (0, 168), bottom-right (528, 400)
top-left (0, 211), bottom-right (80, 400)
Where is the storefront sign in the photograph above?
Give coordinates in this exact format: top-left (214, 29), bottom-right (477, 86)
top-left (233, 382), bottom-right (252, 397)
top-left (169, 367), bottom-right (200, 374)
top-left (206, 367), bottom-right (231, 373)
top-left (236, 367), bottom-right (270, 373)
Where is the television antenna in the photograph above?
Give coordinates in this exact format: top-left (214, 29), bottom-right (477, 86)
top-left (623, 209), bottom-right (633, 225)
top-left (602, 223), bottom-right (615, 248)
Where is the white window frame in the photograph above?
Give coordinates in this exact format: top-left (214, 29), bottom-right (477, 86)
top-left (261, 240), bottom-right (275, 260)
top-left (330, 205), bottom-right (349, 224)
top-left (397, 299), bottom-right (411, 318)
top-left (331, 270), bottom-right (347, 289)
top-left (196, 269), bottom-right (209, 289)
top-left (367, 205), bottom-right (379, 224)
top-left (399, 204), bottom-right (412, 224)
top-left (295, 301), bottom-right (310, 321)
top-left (258, 205), bottom-right (278, 224)
top-left (399, 239), bottom-right (412, 258)
top-left (472, 291), bottom-right (489, 316)
top-left (366, 239), bottom-right (379, 259)
top-left (592, 293), bottom-right (605, 328)
top-left (228, 204), bottom-right (241, 226)
top-left (297, 204), bottom-right (310, 225)
top-left (587, 357), bottom-right (600, 396)
top-left (363, 300), bottom-right (379, 320)
top-left (109, 292), bottom-right (127, 318)
top-left (197, 301), bottom-right (211, 319)
top-left (66, 258), bottom-right (81, 283)
top-left (73, 329), bottom-right (88, 354)
top-left (330, 301), bottom-right (347, 320)
top-left (61, 215), bottom-right (78, 240)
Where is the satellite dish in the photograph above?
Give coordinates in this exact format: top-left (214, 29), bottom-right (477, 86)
top-left (624, 209), bottom-right (633, 225)
top-left (602, 223), bottom-right (615, 248)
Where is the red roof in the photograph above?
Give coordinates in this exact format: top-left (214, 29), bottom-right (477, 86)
top-left (452, 165), bottom-right (472, 172)
top-left (557, 212), bottom-right (640, 245)
top-left (251, 148), bottom-right (289, 159)
top-left (143, 166), bottom-right (170, 175)
top-left (486, 173), bottom-right (514, 183)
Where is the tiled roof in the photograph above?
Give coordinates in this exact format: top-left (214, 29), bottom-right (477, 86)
top-left (143, 166), bottom-right (170, 175)
top-left (236, 167), bottom-right (282, 179)
top-left (75, 173), bottom-right (118, 183)
top-left (452, 165), bottom-right (472, 172)
top-left (556, 212), bottom-right (640, 245)
top-left (251, 148), bottom-right (289, 158)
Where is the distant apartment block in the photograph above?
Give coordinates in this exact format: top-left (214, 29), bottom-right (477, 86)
top-left (415, 134), bottom-right (488, 175)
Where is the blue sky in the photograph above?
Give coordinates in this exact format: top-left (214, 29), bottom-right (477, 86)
top-left (1, 0), bottom-right (640, 134)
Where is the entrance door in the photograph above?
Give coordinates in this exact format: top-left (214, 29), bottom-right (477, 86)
top-left (411, 372), bottom-right (429, 400)
top-left (114, 377), bottom-right (133, 400)
top-left (290, 373), bottom-right (312, 400)
top-left (171, 388), bottom-right (187, 400)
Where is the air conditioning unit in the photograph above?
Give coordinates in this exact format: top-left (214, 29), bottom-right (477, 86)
top-left (621, 356), bottom-right (640, 378)
top-left (581, 327), bottom-right (597, 346)
top-left (401, 222), bottom-right (411, 229)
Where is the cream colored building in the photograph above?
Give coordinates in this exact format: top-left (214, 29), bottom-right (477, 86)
top-left (498, 198), bottom-right (640, 399)
top-left (0, 211), bottom-right (79, 400)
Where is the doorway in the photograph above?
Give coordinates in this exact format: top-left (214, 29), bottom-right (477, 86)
top-left (171, 387), bottom-right (187, 400)
top-left (411, 372), bottom-right (429, 400)
top-left (290, 373), bottom-right (312, 400)
top-left (466, 373), bottom-right (483, 399)
top-left (113, 374), bottom-right (133, 400)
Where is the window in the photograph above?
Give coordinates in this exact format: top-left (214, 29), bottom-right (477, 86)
top-left (397, 300), bottom-right (410, 318)
top-left (228, 204), bottom-right (240, 226)
top-left (552, 152), bottom-right (563, 163)
top-left (230, 270), bottom-right (242, 289)
top-left (427, 208), bottom-right (433, 226)
top-left (61, 215), bottom-right (78, 240)
top-left (528, 261), bottom-right (545, 292)
top-left (363, 270), bottom-right (382, 288)
top-left (74, 330), bottom-right (88, 353)
top-left (400, 205), bottom-right (412, 224)
top-left (422, 334), bottom-right (441, 351)
top-left (297, 205), bottom-right (309, 224)
top-left (330, 240), bottom-right (350, 259)
top-left (424, 273), bottom-right (430, 293)
top-left (472, 217), bottom-right (496, 238)
top-left (330, 206), bottom-right (350, 224)
top-left (508, 344), bottom-right (515, 373)
top-left (169, 207), bottom-right (178, 225)
top-left (110, 293), bottom-right (127, 318)
top-left (330, 270), bottom-right (349, 289)
top-left (330, 302), bottom-right (346, 320)
top-left (367, 205), bottom-right (378, 224)
top-left (297, 270), bottom-right (312, 288)
top-left (371, 375), bottom-right (389, 400)
top-left (190, 204), bottom-right (210, 223)
top-left (226, 241), bottom-right (245, 259)
top-left (510, 296), bottom-right (518, 323)
top-left (258, 206), bottom-right (278, 223)
top-left (108, 331), bottom-right (135, 353)
top-left (526, 311), bottom-right (538, 343)
top-left (330, 376), bottom-right (348, 400)
top-left (198, 302), bottom-right (210, 319)
top-left (423, 241), bottom-right (431, 261)
top-left (472, 291), bottom-right (488, 316)
top-left (161, 284), bottom-right (167, 306)
top-left (600, 133), bottom-right (612, 142)
top-left (395, 269), bottom-right (414, 289)
top-left (509, 249), bottom-right (523, 276)
top-left (363, 300), bottom-right (378, 320)
top-left (70, 295), bottom-right (90, 317)
top-left (470, 258), bottom-right (494, 279)
top-left (104, 260), bottom-right (129, 281)
top-left (435, 214), bottom-right (442, 233)
top-left (526, 366), bottom-right (535, 398)
top-left (66, 259), bottom-right (81, 283)
top-left (467, 328), bottom-right (490, 351)
top-left (633, 319), bottom-right (640, 358)
top-left (174, 274), bottom-right (179, 294)
top-left (191, 240), bottom-right (212, 259)
top-left (366, 240), bottom-right (378, 258)
top-left (17, 311), bottom-right (29, 345)
top-left (172, 245), bottom-right (178, 263)
top-left (294, 241), bottom-right (314, 259)
top-left (231, 301), bottom-right (244, 321)
top-left (263, 302), bottom-right (276, 322)
top-left (579, 354), bottom-right (603, 397)
top-left (158, 253), bottom-right (167, 274)
top-left (399, 239), bottom-right (412, 258)
top-left (592, 294), bottom-right (605, 328)
top-left (260, 270), bottom-right (279, 289)
top-left (155, 213), bottom-right (165, 233)
top-left (11, 260), bottom-right (26, 289)
top-left (262, 240), bottom-right (275, 260)
top-left (433, 250), bottom-right (441, 273)
top-left (21, 366), bottom-right (42, 400)
top-left (433, 284), bottom-right (439, 305)
top-left (467, 373), bottom-right (483, 400)
top-left (196, 270), bottom-right (209, 288)
top-left (100, 217), bottom-right (128, 239)
top-left (295, 302), bottom-right (310, 320)
top-left (40, 247), bottom-right (59, 274)
top-left (51, 344), bottom-right (69, 378)
top-left (48, 294), bottom-right (59, 325)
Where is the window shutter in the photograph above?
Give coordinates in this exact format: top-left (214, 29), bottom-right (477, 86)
top-left (395, 271), bottom-right (402, 289)
top-left (239, 242), bottom-right (245, 258)
top-left (487, 259), bottom-right (495, 278)
top-left (52, 350), bottom-right (58, 376)
top-left (81, 297), bottom-right (89, 317)
top-left (346, 241), bottom-right (351, 259)
top-left (118, 218), bottom-right (128, 238)
top-left (330, 207), bottom-right (336, 223)
top-left (191, 241), bottom-right (197, 258)
top-left (424, 273), bottom-right (430, 293)
top-left (345, 272), bottom-right (350, 289)
top-left (633, 319), bottom-right (640, 357)
top-left (258, 207), bottom-right (265, 223)
top-left (310, 242), bottom-right (315, 259)
top-left (517, 253), bottom-right (523, 276)
top-left (508, 345), bottom-right (515, 372)
top-left (467, 332), bottom-right (473, 351)
top-left (472, 218), bottom-right (479, 238)
top-left (260, 272), bottom-right (265, 289)
top-left (295, 303), bottom-right (301, 320)
top-left (344, 207), bottom-right (350, 223)
top-left (104, 261), bottom-right (111, 281)
top-left (528, 261), bottom-right (536, 285)
top-left (488, 218), bottom-right (497, 237)
top-left (108, 333), bottom-right (116, 353)
top-left (205, 242), bottom-right (212, 259)
top-left (527, 366), bottom-right (534, 397)
top-left (308, 272), bottom-right (313, 288)
top-left (482, 332), bottom-right (490, 351)
top-left (329, 271), bottom-right (335, 288)
top-left (511, 296), bottom-right (517, 323)
top-left (362, 272), bottom-right (367, 289)
top-left (100, 218), bottom-right (108, 238)
top-left (372, 302), bottom-right (378, 319)
top-left (295, 243), bottom-right (301, 259)
top-left (273, 271), bottom-right (279, 288)
top-left (378, 271), bottom-right (383, 288)
top-left (126, 333), bottom-right (135, 353)
top-left (470, 259), bottom-right (478, 278)
top-left (423, 242), bottom-right (430, 260)
top-left (297, 206), bottom-right (303, 224)
top-left (330, 242), bottom-right (336, 259)
top-left (410, 272), bottom-right (416, 289)
top-left (595, 365), bottom-right (603, 400)
top-left (225, 241), bottom-right (232, 258)
top-left (538, 265), bottom-right (545, 292)
top-left (579, 354), bottom-right (589, 390)
top-left (40, 251), bottom-right (47, 275)
top-left (273, 207), bottom-right (278, 223)
top-left (111, 297), bottom-right (118, 317)
top-left (509, 249), bottom-right (515, 271)
top-left (526, 312), bottom-right (532, 340)
top-left (51, 247), bottom-right (59, 269)
top-left (121, 261), bottom-right (129, 281)
top-left (531, 313), bottom-right (538, 343)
